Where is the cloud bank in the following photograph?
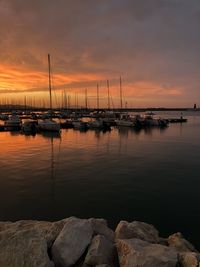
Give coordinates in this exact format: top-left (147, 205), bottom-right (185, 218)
top-left (0, 0), bottom-right (200, 107)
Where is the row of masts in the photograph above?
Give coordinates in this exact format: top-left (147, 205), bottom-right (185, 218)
top-left (49, 54), bottom-right (124, 110)
top-left (0, 54), bottom-right (125, 111)
top-left (0, 78), bottom-right (125, 110)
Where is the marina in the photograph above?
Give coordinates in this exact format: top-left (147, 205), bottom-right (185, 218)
top-left (0, 108), bottom-right (188, 133)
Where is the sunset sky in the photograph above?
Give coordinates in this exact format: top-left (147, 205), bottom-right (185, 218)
top-left (0, 0), bottom-right (200, 108)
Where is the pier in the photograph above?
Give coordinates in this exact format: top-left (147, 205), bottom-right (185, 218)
top-left (167, 118), bottom-right (187, 123)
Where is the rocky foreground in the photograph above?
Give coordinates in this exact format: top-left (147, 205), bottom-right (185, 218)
top-left (0, 217), bottom-right (199, 267)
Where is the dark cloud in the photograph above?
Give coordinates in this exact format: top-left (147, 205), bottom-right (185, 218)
top-left (0, 0), bottom-right (200, 105)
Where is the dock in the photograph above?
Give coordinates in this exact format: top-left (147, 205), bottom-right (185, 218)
top-left (167, 118), bottom-right (187, 123)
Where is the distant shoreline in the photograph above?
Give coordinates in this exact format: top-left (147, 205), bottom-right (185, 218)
top-left (0, 105), bottom-right (199, 112)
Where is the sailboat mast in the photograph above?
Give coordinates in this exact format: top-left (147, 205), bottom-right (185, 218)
top-left (97, 83), bottom-right (99, 109)
top-left (24, 96), bottom-right (26, 113)
top-left (85, 89), bottom-right (88, 109)
top-left (120, 76), bottom-right (123, 110)
top-left (107, 80), bottom-right (110, 110)
top-left (48, 54), bottom-right (52, 111)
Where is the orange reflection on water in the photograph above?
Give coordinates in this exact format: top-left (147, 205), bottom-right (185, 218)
top-left (0, 131), bottom-right (62, 165)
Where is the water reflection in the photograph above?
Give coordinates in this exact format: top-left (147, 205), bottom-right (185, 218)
top-left (38, 131), bottom-right (61, 139)
top-left (117, 126), bottom-right (142, 137)
top-left (117, 125), bottom-right (168, 137)
top-left (49, 133), bottom-right (58, 204)
top-left (43, 132), bottom-right (62, 212)
top-left (9, 131), bottom-right (22, 137)
top-left (0, 112), bottom-right (200, 248)
top-left (23, 132), bottom-right (37, 137)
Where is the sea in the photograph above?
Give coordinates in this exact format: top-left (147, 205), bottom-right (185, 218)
top-left (0, 110), bottom-right (200, 247)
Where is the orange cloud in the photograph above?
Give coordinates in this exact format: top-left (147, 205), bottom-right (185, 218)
top-left (0, 63), bottom-right (184, 108)
top-left (0, 63), bottom-right (104, 93)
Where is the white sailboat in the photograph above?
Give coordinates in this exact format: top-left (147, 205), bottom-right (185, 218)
top-left (38, 54), bottom-right (60, 132)
top-left (4, 113), bottom-right (21, 128)
top-left (115, 113), bottom-right (135, 127)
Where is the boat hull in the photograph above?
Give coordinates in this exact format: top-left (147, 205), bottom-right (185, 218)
top-left (115, 119), bottom-right (135, 127)
top-left (38, 120), bottom-right (60, 132)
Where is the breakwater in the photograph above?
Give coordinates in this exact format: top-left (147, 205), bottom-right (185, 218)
top-left (0, 217), bottom-right (198, 267)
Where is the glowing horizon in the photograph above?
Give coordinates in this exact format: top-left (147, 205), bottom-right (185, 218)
top-left (0, 64), bottom-right (185, 109)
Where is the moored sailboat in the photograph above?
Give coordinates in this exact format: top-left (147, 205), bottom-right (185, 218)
top-left (115, 113), bottom-right (135, 127)
top-left (38, 54), bottom-right (60, 132)
top-left (4, 113), bottom-right (21, 129)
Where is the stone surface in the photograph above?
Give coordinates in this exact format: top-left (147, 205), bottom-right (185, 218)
top-left (0, 219), bottom-right (67, 248)
top-left (1, 218), bottom-right (199, 267)
top-left (178, 252), bottom-right (200, 267)
top-left (84, 234), bottom-right (114, 266)
top-left (168, 232), bottom-right (197, 252)
top-left (159, 237), bottom-right (169, 246)
top-left (0, 228), bottom-right (54, 267)
top-left (117, 238), bottom-right (178, 267)
top-left (88, 218), bottom-right (115, 242)
top-left (115, 220), bottom-right (159, 243)
top-left (52, 217), bottom-right (93, 267)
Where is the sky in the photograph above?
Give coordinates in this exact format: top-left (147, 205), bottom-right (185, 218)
top-left (0, 0), bottom-right (200, 108)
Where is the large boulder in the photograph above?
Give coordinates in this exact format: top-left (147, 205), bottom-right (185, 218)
top-left (0, 219), bottom-right (67, 248)
top-left (178, 252), bottom-right (200, 267)
top-left (88, 218), bottom-right (115, 242)
top-left (52, 217), bottom-right (93, 267)
top-left (117, 238), bottom-right (178, 267)
top-left (115, 220), bottom-right (159, 243)
top-left (168, 233), bottom-right (197, 252)
top-left (0, 228), bottom-right (54, 267)
top-left (84, 234), bottom-right (115, 266)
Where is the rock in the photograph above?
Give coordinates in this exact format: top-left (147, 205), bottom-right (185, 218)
top-left (159, 237), bottom-right (169, 246)
top-left (178, 252), bottom-right (200, 267)
top-left (84, 235), bottom-right (115, 266)
top-left (1, 218), bottom-right (199, 267)
top-left (0, 228), bottom-right (54, 267)
top-left (168, 233), bottom-right (197, 252)
top-left (115, 220), bottom-right (159, 243)
top-left (117, 238), bottom-right (178, 267)
top-left (0, 219), bottom-right (68, 248)
top-left (88, 218), bottom-right (115, 242)
top-left (52, 217), bottom-right (93, 267)
top-left (0, 221), bottom-right (12, 231)
top-left (34, 219), bottom-right (68, 248)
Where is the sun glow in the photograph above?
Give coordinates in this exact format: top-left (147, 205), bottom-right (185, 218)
top-left (0, 62), bottom-right (184, 108)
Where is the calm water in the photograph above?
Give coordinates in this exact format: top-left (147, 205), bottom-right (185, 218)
top-left (0, 111), bottom-right (200, 246)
